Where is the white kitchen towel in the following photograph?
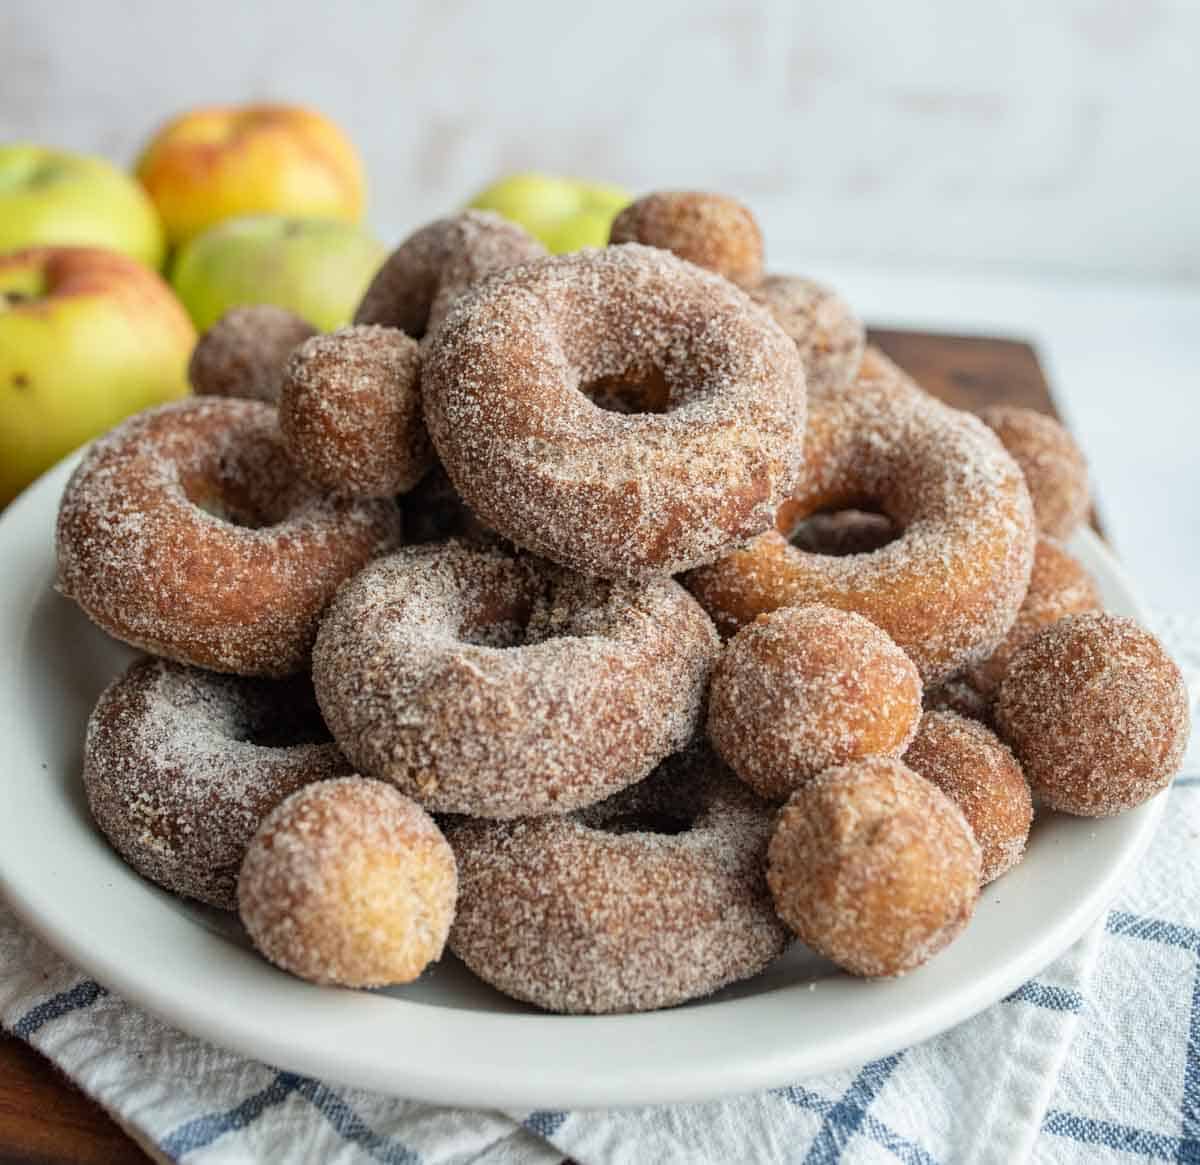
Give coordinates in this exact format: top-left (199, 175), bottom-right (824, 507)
top-left (1, 614), bottom-right (1196, 1165)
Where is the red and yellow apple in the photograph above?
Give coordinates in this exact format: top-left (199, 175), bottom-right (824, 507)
top-left (0, 247), bottom-right (195, 506)
top-left (136, 104), bottom-right (366, 248)
top-left (170, 214), bottom-right (385, 333)
top-left (469, 173), bottom-right (631, 252)
top-left (0, 144), bottom-right (165, 269)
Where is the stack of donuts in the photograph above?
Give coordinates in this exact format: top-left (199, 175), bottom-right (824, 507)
top-left (57, 190), bottom-right (1190, 1014)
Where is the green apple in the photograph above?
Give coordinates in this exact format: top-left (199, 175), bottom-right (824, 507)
top-left (468, 173), bottom-right (632, 252)
top-left (170, 215), bottom-right (386, 332)
top-left (0, 246), bottom-right (195, 507)
top-left (0, 144), bottom-right (166, 269)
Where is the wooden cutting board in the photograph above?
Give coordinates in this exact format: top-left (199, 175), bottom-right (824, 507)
top-left (0, 330), bottom-right (1071, 1164)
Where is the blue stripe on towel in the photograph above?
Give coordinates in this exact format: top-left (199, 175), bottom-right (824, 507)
top-left (1003, 981), bottom-right (1085, 1012)
top-left (803, 1053), bottom-right (906, 1163)
top-left (12, 979), bottom-right (106, 1038)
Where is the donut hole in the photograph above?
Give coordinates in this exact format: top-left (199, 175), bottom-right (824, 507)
top-left (787, 505), bottom-right (901, 557)
top-left (792, 507), bottom-right (900, 556)
top-left (210, 677), bottom-right (331, 749)
top-left (591, 808), bottom-right (695, 836)
top-left (455, 593), bottom-right (537, 650)
top-left (181, 439), bottom-right (310, 530)
top-left (580, 363), bottom-right (671, 415)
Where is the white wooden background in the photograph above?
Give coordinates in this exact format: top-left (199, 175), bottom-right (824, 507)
top-left (5, 0), bottom-right (1198, 280)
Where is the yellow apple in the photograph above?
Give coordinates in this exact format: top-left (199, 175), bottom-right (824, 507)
top-left (170, 214), bottom-right (385, 332)
top-left (0, 144), bottom-right (165, 269)
top-left (136, 104), bottom-right (366, 248)
top-left (0, 247), bottom-right (195, 506)
top-left (469, 173), bottom-right (631, 252)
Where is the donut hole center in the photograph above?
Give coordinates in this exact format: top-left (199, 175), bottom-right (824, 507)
top-left (580, 363), bottom-right (671, 415)
top-left (183, 442), bottom-right (306, 530)
top-left (231, 682), bottom-right (331, 748)
top-left (786, 503), bottom-right (901, 557)
top-left (456, 593), bottom-right (536, 649)
top-left (592, 809), bottom-right (695, 836)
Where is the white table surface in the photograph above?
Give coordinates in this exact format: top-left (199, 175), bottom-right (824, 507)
top-left (801, 262), bottom-right (1200, 614)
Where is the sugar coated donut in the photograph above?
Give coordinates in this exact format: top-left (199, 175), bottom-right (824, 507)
top-left (609, 191), bottom-right (764, 285)
top-left (904, 711), bottom-right (1032, 884)
top-left (686, 383), bottom-right (1036, 681)
top-left (967, 536), bottom-right (1101, 699)
top-left (189, 305), bottom-right (317, 404)
top-left (768, 757), bottom-right (981, 977)
top-left (422, 244), bottom-right (807, 580)
top-left (56, 397), bottom-right (402, 675)
top-left (279, 324), bottom-right (431, 497)
top-left (748, 275), bottom-right (865, 397)
top-left (447, 746), bottom-right (788, 1013)
top-left (708, 605), bottom-right (922, 801)
top-left (979, 406), bottom-right (1090, 539)
top-left (313, 540), bottom-right (719, 817)
top-left (238, 777), bottom-right (457, 987)
top-left (85, 657), bottom-right (349, 909)
top-left (996, 613), bottom-right (1190, 816)
top-left (354, 209), bottom-right (545, 339)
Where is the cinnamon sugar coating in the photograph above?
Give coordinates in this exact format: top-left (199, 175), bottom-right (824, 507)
top-left (279, 325), bottom-right (432, 497)
top-left (686, 384), bottom-right (1037, 682)
top-left (447, 746), bottom-right (788, 1013)
top-left (748, 275), bottom-right (865, 397)
top-left (56, 398), bottom-right (402, 676)
top-left (768, 757), bottom-right (981, 977)
top-left (189, 305), bottom-right (317, 404)
top-left (84, 657), bottom-right (349, 909)
top-left (422, 245), bottom-right (807, 580)
top-left (708, 605), bottom-right (922, 801)
top-left (979, 406), bottom-right (1090, 539)
top-left (609, 191), bottom-right (764, 285)
top-left (996, 613), bottom-right (1190, 816)
top-left (238, 778), bottom-right (457, 988)
top-left (966, 536), bottom-right (1100, 699)
top-left (904, 711), bottom-right (1032, 884)
top-left (354, 209), bottom-right (545, 339)
top-left (312, 541), bottom-right (720, 818)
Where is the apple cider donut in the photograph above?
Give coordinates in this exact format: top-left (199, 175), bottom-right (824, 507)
top-left (422, 245), bottom-right (807, 580)
top-left (904, 711), bottom-right (1032, 884)
top-left (446, 746), bottom-right (789, 1013)
top-left (768, 757), bottom-right (981, 977)
top-left (189, 305), bottom-right (317, 403)
top-left (312, 540), bottom-right (719, 817)
top-left (353, 209), bottom-right (545, 339)
top-left (279, 324), bottom-right (432, 497)
top-left (84, 657), bottom-right (350, 909)
top-left (609, 191), bottom-right (765, 285)
top-left (748, 275), bottom-right (865, 397)
top-left (239, 778), bottom-right (457, 987)
top-left (686, 384), bottom-right (1037, 682)
top-left (708, 605), bottom-right (922, 801)
top-left (996, 613), bottom-right (1190, 816)
top-left (979, 406), bottom-right (1090, 539)
top-left (56, 397), bottom-right (401, 675)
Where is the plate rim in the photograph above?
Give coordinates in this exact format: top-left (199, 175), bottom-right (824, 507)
top-left (0, 450), bottom-right (1167, 1110)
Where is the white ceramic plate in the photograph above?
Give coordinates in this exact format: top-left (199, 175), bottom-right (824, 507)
top-left (0, 452), bottom-right (1165, 1110)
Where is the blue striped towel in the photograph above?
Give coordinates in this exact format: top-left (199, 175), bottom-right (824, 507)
top-left (1, 615), bottom-right (1197, 1165)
